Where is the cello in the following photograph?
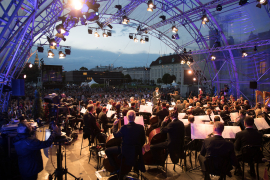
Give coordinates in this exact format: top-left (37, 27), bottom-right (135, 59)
top-left (146, 100), bottom-right (160, 136)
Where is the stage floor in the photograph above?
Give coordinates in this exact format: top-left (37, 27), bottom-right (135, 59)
top-left (35, 127), bottom-right (269, 180)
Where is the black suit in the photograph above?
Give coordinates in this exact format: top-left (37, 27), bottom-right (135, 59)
top-left (193, 107), bottom-right (205, 116)
top-left (176, 104), bottom-right (184, 113)
top-left (171, 94), bottom-right (180, 102)
top-left (153, 91), bottom-right (161, 105)
top-left (98, 111), bottom-right (109, 133)
top-left (199, 135), bottom-right (237, 171)
top-left (105, 122), bottom-right (146, 172)
top-left (128, 107), bottom-right (139, 113)
top-left (151, 119), bottom-right (185, 164)
top-left (83, 112), bottom-right (101, 144)
top-left (263, 112), bottom-right (270, 126)
top-left (153, 108), bottom-right (169, 126)
top-left (185, 123), bottom-right (191, 138)
top-left (233, 116), bottom-right (245, 130)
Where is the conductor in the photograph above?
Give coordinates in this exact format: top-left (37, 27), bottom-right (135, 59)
top-left (153, 87), bottom-right (161, 105)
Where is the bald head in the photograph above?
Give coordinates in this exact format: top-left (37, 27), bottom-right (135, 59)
top-left (127, 110), bottom-right (136, 122)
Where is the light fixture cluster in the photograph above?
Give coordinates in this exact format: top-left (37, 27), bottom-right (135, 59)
top-left (129, 33), bottom-right (149, 43)
top-left (201, 14), bottom-right (209, 24)
top-left (147, 0), bottom-right (156, 12)
top-left (256, 0), bottom-right (267, 8)
top-left (211, 55), bottom-right (216, 61)
top-left (122, 16), bottom-right (130, 24)
top-left (88, 27), bottom-right (112, 38)
top-left (46, 46), bottom-right (71, 59)
top-left (242, 49), bottom-right (248, 57)
top-left (181, 57), bottom-right (193, 65)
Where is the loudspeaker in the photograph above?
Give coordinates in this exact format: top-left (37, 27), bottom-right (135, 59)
top-left (12, 79), bottom-right (25, 96)
top-left (250, 81), bottom-right (257, 89)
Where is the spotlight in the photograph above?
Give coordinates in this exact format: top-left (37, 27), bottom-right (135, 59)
top-left (239, 0), bottom-right (249, 6)
top-left (129, 33), bottom-right (133, 39)
top-left (187, 61), bottom-right (191, 65)
top-left (140, 39), bottom-right (145, 44)
top-left (211, 55), bottom-right (216, 61)
top-left (216, 4), bottom-right (222, 11)
top-left (96, 21), bottom-right (103, 29)
top-left (188, 70), bottom-right (192, 74)
top-left (148, 0), bottom-right (154, 8)
top-left (47, 37), bottom-right (57, 47)
top-left (29, 64), bottom-right (33, 68)
top-left (23, 74), bottom-right (26, 79)
top-left (65, 48), bottom-right (71, 55)
top-left (172, 26), bottom-right (178, 33)
top-left (115, 5), bottom-right (122, 10)
top-left (94, 31), bottom-right (100, 37)
top-left (147, 7), bottom-right (153, 12)
top-left (37, 46), bottom-right (44, 53)
top-left (145, 36), bottom-right (149, 42)
top-left (108, 24), bottom-right (113, 29)
top-left (181, 60), bottom-right (186, 64)
top-left (56, 24), bottom-right (66, 34)
top-left (254, 46), bottom-right (257, 51)
top-left (48, 50), bottom-right (54, 58)
top-left (193, 78), bottom-right (196, 81)
top-left (72, 0), bottom-right (83, 10)
top-left (107, 30), bottom-right (112, 36)
top-left (88, 29), bottom-right (93, 34)
top-left (159, 15), bottom-right (166, 21)
top-left (122, 16), bottom-right (130, 24)
top-left (256, 0), bottom-right (267, 8)
top-left (183, 48), bottom-right (187, 53)
top-left (201, 15), bottom-right (209, 24)
top-left (59, 51), bottom-right (66, 59)
top-left (242, 50), bottom-right (248, 57)
top-left (172, 34), bottom-right (179, 40)
top-left (103, 33), bottom-right (108, 38)
top-left (134, 37), bottom-right (138, 42)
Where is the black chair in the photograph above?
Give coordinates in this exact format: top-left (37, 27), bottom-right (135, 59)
top-left (241, 145), bottom-right (262, 180)
top-left (204, 153), bottom-right (232, 180)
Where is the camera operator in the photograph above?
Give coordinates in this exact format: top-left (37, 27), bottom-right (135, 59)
top-left (13, 122), bottom-right (60, 180)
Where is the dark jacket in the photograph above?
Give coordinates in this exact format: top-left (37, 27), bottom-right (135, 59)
top-left (171, 95), bottom-right (180, 102)
top-left (153, 91), bottom-right (161, 105)
top-left (96, 107), bottom-right (102, 117)
top-left (234, 128), bottom-right (262, 153)
top-left (13, 133), bottom-right (56, 177)
top-left (200, 135), bottom-right (236, 166)
top-left (193, 107), bottom-right (205, 116)
top-left (83, 111), bottom-right (101, 135)
top-left (263, 112), bottom-right (270, 126)
top-left (98, 111), bottom-right (109, 130)
top-left (160, 119), bottom-right (185, 164)
top-left (128, 107), bottom-right (139, 113)
top-left (113, 122), bottom-right (146, 171)
top-left (153, 108), bottom-right (169, 125)
top-left (233, 116), bottom-right (245, 130)
top-left (185, 123), bottom-right (191, 138)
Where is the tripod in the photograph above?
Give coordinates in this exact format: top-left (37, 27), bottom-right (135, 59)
top-left (49, 137), bottom-right (81, 180)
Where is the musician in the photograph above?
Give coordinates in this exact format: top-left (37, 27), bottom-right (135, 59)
top-left (129, 102), bottom-right (139, 112)
top-left (176, 100), bottom-right (184, 113)
top-left (262, 106), bottom-right (270, 125)
top-left (153, 87), bottom-right (161, 105)
top-left (150, 108), bottom-right (185, 165)
top-left (185, 115), bottom-right (194, 139)
top-left (98, 107), bottom-right (110, 133)
top-left (193, 102), bottom-right (205, 115)
top-left (105, 110), bottom-right (146, 175)
top-left (242, 100), bottom-right (251, 110)
top-left (170, 91), bottom-right (180, 102)
top-left (199, 122), bottom-right (240, 178)
top-left (153, 102), bottom-right (169, 127)
top-left (13, 122), bottom-right (60, 180)
top-left (233, 110), bottom-right (246, 130)
top-left (234, 116), bottom-right (262, 177)
top-left (206, 109), bottom-right (213, 122)
top-left (95, 101), bottom-right (102, 117)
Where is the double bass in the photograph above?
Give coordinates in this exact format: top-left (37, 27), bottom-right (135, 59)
top-left (146, 100), bottom-right (160, 136)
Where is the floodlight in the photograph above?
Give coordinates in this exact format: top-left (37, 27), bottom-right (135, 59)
top-left (72, 0), bottom-right (83, 10)
top-left (29, 64), bottom-right (33, 68)
top-left (181, 60), bottom-right (186, 64)
top-left (122, 16), bottom-right (130, 24)
top-left (202, 15), bottom-right (209, 23)
top-left (172, 26), bottom-right (178, 33)
top-left (140, 39), bottom-right (145, 44)
top-left (145, 36), bottom-right (149, 42)
top-left (23, 75), bottom-right (26, 79)
top-left (107, 30), bottom-right (112, 36)
top-left (56, 24), bottom-right (66, 34)
top-left (134, 37), bottom-right (138, 42)
top-left (216, 4), bottom-right (222, 11)
top-left (65, 48), bottom-right (71, 55)
top-left (103, 33), bottom-right (108, 38)
top-left (129, 33), bottom-right (133, 39)
top-left (242, 50), bottom-right (248, 57)
top-left (37, 46), bottom-right (44, 52)
top-left (211, 55), bottom-right (216, 61)
top-left (94, 31), bottom-right (100, 37)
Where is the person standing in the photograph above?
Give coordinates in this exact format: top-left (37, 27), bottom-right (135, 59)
top-left (153, 87), bottom-right (161, 105)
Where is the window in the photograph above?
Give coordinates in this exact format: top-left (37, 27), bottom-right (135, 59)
top-left (159, 60), bottom-right (162, 64)
top-left (83, 72), bottom-right (87, 75)
top-left (259, 61), bottom-right (266, 74)
top-left (172, 58), bottom-right (175, 62)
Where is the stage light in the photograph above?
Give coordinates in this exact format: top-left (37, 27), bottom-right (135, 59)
top-left (202, 15), bottom-right (209, 24)
top-left (29, 64), bottom-right (33, 68)
top-left (187, 61), bottom-right (191, 65)
top-left (72, 0), bottom-right (83, 10)
top-left (147, 7), bottom-right (153, 12)
top-left (239, 0), bottom-right (249, 6)
top-left (88, 29), bottom-right (93, 34)
top-left (48, 50), bottom-right (54, 58)
top-left (216, 4), bottom-right (222, 11)
top-left (211, 55), bottom-right (216, 61)
top-left (188, 70), bottom-right (192, 74)
top-left (37, 46), bottom-right (44, 53)
top-left (145, 36), bottom-right (149, 42)
top-left (172, 34), bottom-right (179, 40)
top-left (65, 48), bottom-right (71, 55)
top-left (59, 51), bottom-right (66, 59)
top-left (107, 30), bottom-right (112, 36)
top-left (47, 37), bottom-right (57, 47)
top-left (148, 0), bottom-right (154, 8)
top-left (23, 75), bottom-right (26, 79)
top-left (122, 16), bottom-right (130, 24)
top-left (129, 33), bottom-right (133, 39)
top-left (56, 24), bottom-right (66, 34)
top-left (134, 37), bottom-right (138, 42)
top-left (108, 24), bottom-right (113, 29)
top-left (160, 15), bottom-right (166, 21)
top-left (94, 31), bottom-right (100, 37)
top-left (193, 78), bottom-right (196, 81)
top-left (242, 50), bottom-right (248, 57)
top-left (96, 21), bottom-right (103, 29)
top-left (256, 0), bottom-right (267, 8)
top-left (140, 39), bottom-right (145, 44)
top-left (115, 5), bottom-right (122, 11)
top-left (172, 26), bottom-right (178, 33)
top-left (103, 33), bottom-right (108, 38)
top-left (181, 60), bottom-right (186, 64)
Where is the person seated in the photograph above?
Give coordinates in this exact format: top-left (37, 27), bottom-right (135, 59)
top-left (255, 108), bottom-right (264, 118)
top-left (98, 107), bottom-right (110, 133)
top-left (220, 105), bottom-right (231, 123)
top-left (150, 110), bottom-right (185, 165)
top-left (13, 122), bottom-right (60, 180)
top-left (176, 100), bottom-right (184, 113)
top-left (182, 109), bottom-right (193, 119)
top-left (129, 102), bottom-right (138, 112)
top-left (234, 116), bottom-right (263, 177)
top-left (153, 102), bottom-right (169, 127)
top-left (233, 110), bottom-right (246, 130)
top-left (199, 122), bottom-right (240, 179)
top-left (262, 106), bottom-right (270, 125)
top-left (170, 91), bottom-right (180, 102)
top-left (185, 115), bottom-right (194, 140)
top-left (242, 100), bottom-right (251, 111)
top-left (141, 99), bottom-right (146, 105)
top-left (95, 101), bottom-right (102, 117)
top-left (105, 110), bottom-right (146, 175)
top-left (193, 102), bottom-right (205, 116)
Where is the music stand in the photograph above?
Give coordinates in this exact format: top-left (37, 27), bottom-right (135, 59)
top-left (49, 136), bottom-right (81, 180)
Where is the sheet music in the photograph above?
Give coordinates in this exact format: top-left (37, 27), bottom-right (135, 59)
top-left (146, 102), bottom-right (152, 106)
top-left (171, 102), bottom-right (176, 106)
top-left (189, 106), bottom-right (192, 109)
top-left (124, 116), bottom-right (144, 126)
top-left (203, 104), bottom-right (208, 107)
top-left (230, 112), bottom-right (239, 122)
top-left (80, 107), bottom-right (87, 114)
top-left (254, 118), bottom-right (270, 130)
top-left (139, 105), bottom-right (152, 113)
top-left (215, 107), bottom-right (220, 110)
top-left (178, 113), bottom-right (186, 119)
top-left (107, 110), bottom-right (116, 117)
top-left (223, 126), bottom-right (241, 138)
top-left (169, 107), bottom-right (174, 111)
top-left (194, 115), bottom-right (211, 124)
top-left (106, 104), bottom-right (112, 110)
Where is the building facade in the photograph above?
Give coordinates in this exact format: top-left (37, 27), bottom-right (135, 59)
top-left (34, 52), bottom-right (39, 67)
top-left (122, 67), bottom-right (150, 81)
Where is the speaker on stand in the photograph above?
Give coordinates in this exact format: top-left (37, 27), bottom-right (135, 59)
top-left (250, 81), bottom-right (257, 107)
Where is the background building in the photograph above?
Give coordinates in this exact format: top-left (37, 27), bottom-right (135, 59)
top-left (122, 67), bottom-right (150, 81)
